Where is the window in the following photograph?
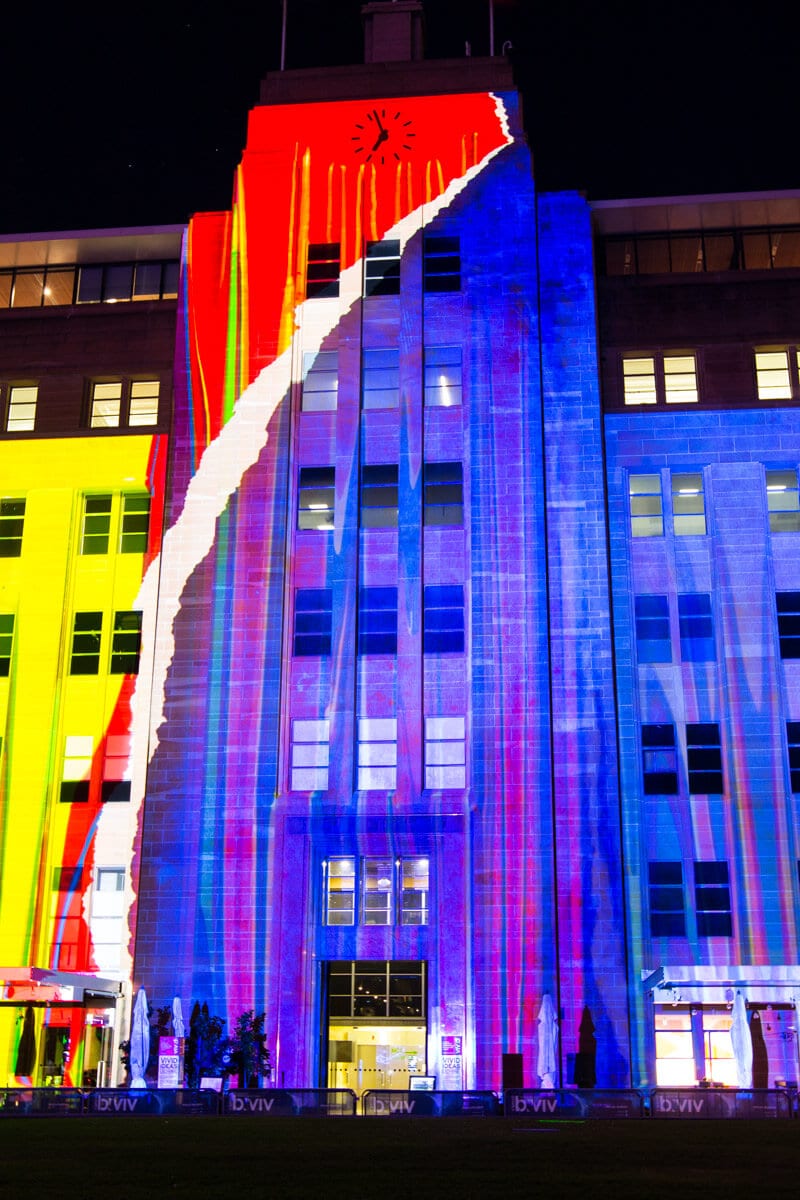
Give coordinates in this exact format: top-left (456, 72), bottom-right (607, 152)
top-left (327, 961), bottom-right (425, 1018)
top-left (672, 472), bottom-right (706, 535)
top-left (425, 345), bottom-right (462, 407)
top-left (110, 611), bottom-right (142, 674)
top-left (0, 498), bottom-right (25, 557)
top-left (92, 867), bottom-right (126, 972)
top-left (0, 614), bottom-right (14, 677)
top-left (102, 735), bottom-right (131, 803)
top-left (424, 235), bottom-right (461, 292)
top-left (695, 861), bottom-right (732, 936)
top-left (291, 719), bottom-right (330, 791)
top-left (120, 494), bottom-right (151, 553)
top-left (89, 380), bottom-right (160, 428)
top-left (325, 857), bottom-right (356, 925)
top-left (298, 466), bottom-right (335, 530)
top-left (70, 612), bottom-right (102, 675)
top-left (362, 349), bottom-right (399, 409)
top-left (60, 735), bottom-right (93, 803)
top-left (76, 260), bottom-right (178, 304)
top-left (362, 857), bottom-right (394, 925)
top-left (629, 474), bottom-right (663, 537)
top-left (357, 717), bottom-right (397, 789)
top-left (90, 382), bottom-right (122, 428)
top-left (687, 723), bottom-right (723, 794)
top-left (621, 355), bottom-right (697, 405)
top-left (5, 385), bottom-right (38, 431)
top-left (635, 595), bottom-right (671, 663)
top-left (358, 588), bottom-right (397, 654)
top-left (293, 589), bottom-right (333, 656)
top-left (97, 867), bottom-right (124, 892)
top-left (776, 592), bottom-right (800, 658)
top-left (364, 240), bottom-right (401, 296)
top-left (786, 722), bottom-right (800, 792)
top-left (81, 495), bottom-right (112, 554)
top-left (400, 858), bottom-right (429, 925)
top-left (128, 380), bottom-right (160, 426)
top-left (678, 594), bottom-right (715, 661)
top-left (424, 461), bottom-right (463, 526)
top-left (649, 862), bottom-right (686, 937)
top-left (664, 356), bottom-right (698, 404)
top-left (301, 350), bottom-right (338, 412)
top-left (360, 465), bottom-right (398, 527)
top-left (755, 351), bottom-right (792, 400)
top-left (642, 724), bottom-right (678, 795)
top-left (53, 865), bottom-right (83, 891)
top-left (423, 585), bottom-right (465, 654)
top-left (622, 358), bottom-right (656, 405)
top-left (424, 716), bottom-right (466, 788)
top-left (306, 243), bottom-right (340, 299)
top-left (766, 469), bottom-right (800, 532)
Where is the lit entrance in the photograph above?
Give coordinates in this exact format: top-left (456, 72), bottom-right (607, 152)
top-left (325, 961), bottom-right (427, 1096)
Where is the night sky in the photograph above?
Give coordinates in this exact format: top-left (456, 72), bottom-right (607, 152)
top-left (1, 0), bottom-right (797, 236)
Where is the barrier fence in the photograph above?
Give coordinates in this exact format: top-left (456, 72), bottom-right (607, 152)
top-left (0, 1086), bottom-right (796, 1119)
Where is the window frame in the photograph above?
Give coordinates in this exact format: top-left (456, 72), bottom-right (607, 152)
top-left (766, 467), bottom-right (800, 533)
top-left (620, 353), bottom-right (699, 407)
top-left (648, 862), bottom-right (686, 937)
top-left (4, 384), bottom-right (38, 432)
top-left (88, 378), bottom-right (160, 430)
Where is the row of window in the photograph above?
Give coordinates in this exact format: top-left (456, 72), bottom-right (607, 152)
top-left (298, 462), bottom-right (463, 531)
top-left (629, 468), bottom-right (800, 537)
top-left (324, 856), bottom-right (429, 926)
top-left (60, 734), bottom-right (131, 804)
top-left (602, 227), bottom-right (800, 277)
top-left (649, 861), bottom-right (732, 937)
top-left (294, 584), bottom-right (464, 657)
top-left (621, 350), bottom-right (800, 407)
top-left (642, 723), bottom-right (723, 795)
top-left (302, 345), bottom-right (462, 411)
top-left (0, 493), bottom-right (151, 559)
top-left (69, 612), bottom-right (142, 676)
top-left (0, 260), bottom-right (179, 310)
top-left (636, 591), bottom-right (800, 664)
top-left (307, 236), bottom-right (460, 300)
top-left (290, 716), bottom-right (465, 792)
top-left (1, 379), bottom-right (161, 434)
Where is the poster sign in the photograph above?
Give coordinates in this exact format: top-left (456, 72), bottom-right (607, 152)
top-left (157, 1036), bottom-right (184, 1088)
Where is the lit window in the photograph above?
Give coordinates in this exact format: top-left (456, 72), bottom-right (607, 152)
top-left (293, 589), bottom-right (333, 656)
top-left (70, 612), bottom-right (102, 675)
top-left (678, 594), bottom-right (715, 662)
top-left (92, 867), bottom-right (126, 971)
top-left (400, 858), bottom-right (429, 925)
top-left (0, 614), bottom-right (14, 677)
top-left (364, 240), bottom-right (401, 296)
top-left (102, 734), bottom-right (131, 803)
top-left (6, 385), bottom-right (38, 431)
top-left (120, 494), bottom-right (151, 553)
top-left (325, 857), bottom-right (355, 925)
top-left (423, 585), bottom-right (465, 654)
top-left (423, 462), bottom-right (463, 526)
top-left (291, 719), bottom-right (330, 791)
top-left (97, 867), bottom-right (124, 892)
top-left (0, 498), bottom-right (25, 557)
top-left (424, 235), bottom-right (460, 293)
top-left (686, 723), bottom-right (723, 794)
top-left (81, 495), bottom-right (112, 555)
top-left (301, 350), bottom-right (338, 412)
top-left (360, 465), bottom-right (398, 527)
top-left (786, 722), bottom-right (800, 792)
top-left (306, 243), bottom-right (340, 299)
top-left (776, 592), bottom-right (800, 658)
top-left (129, 380), bottom-right (159, 426)
top-left (622, 355), bottom-right (698, 405)
top-left (766, 468), bottom-right (800, 532)
top-left (298, 466), bottom-right (335, 530)
top-left (649, 862), bottom-right (686, 937)
top-left (755, 351), bottom-right (792, 400)
top-left (634, 595), bottom-right (671, 663)
top-left (694, 861), bottom-right (732, 937)
top-left (664, 356), bottom-right (698, 403)
top-left (60, 735), bottom-right (93, 803)
top-left (357, 717), bottom-right (397, 789)
top-left (90, 382), bottom-right (122, 427)
top-left (424, 346), bottom-right (462, 407)
top-left (424, 716), bottom-right (466, 788)
top-left (622, 358), bottom-right (657, 405)
top-left (358, 588), bottom-right (397, 655)
top-left (672, 472), bottom-right (706, 535)
top-left (642, 724), bottom-right (678, 795)
top-left (629, 474), bottom-right (663, 537)
top-left (362, 857), bottom-right (394, 925)
top-left (362, 349), bottom-right (399, 410)
top-left (110, 611), bottom-right (142, 674)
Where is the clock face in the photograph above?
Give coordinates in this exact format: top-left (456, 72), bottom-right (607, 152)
top-left (351, 108), bottom-right (416, 165)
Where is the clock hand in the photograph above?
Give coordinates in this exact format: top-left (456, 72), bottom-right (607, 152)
top-left (373, 109), bottom-right (385, 133)
top-left (371, 128), bottom-right (389, 152)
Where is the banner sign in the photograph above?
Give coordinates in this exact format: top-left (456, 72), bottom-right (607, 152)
top-left (88, 1089), bottom-right (219, 1116)
top-left (505, 1089), bottom-right (645, 1119)
top-left (363, 1090), bottom-right (498, 1117)
top-left (651, 1089), bottom-right (793, 1119)
top-left (225, 1089), bottom-right (356, 1117)
top-left (0, 1088), bottom-right (84, 1117)
top-left (157, 1036), bottom-right (184, 1088)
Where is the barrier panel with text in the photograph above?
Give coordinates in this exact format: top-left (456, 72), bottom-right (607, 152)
top-left (651, 1089), bottom-right (793, 1118)
top-left (505, 1090), bottom-right (645, 1119)
top-left (363, 1090), bottom-right (499, 1117)
top-left (225, 1089), bottom-right (356, 1116)
top-left (0, 1088), bottom-right (84, 1117)
top-left (87, 1089), bottom-right (220, 1116)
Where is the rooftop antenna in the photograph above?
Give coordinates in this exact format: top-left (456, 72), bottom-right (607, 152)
top-left (280, 0), bottom-right (287, 71)
top-left (489, 0), bottom-right (495, 56)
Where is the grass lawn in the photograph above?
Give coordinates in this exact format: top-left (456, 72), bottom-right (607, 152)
top-left (0, 1117), bottom-right (799, 1198)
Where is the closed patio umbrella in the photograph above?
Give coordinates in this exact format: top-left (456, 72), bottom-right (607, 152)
top-left (172, 996), bottom-right (185, 1039)
top-left (731, 991), bottom-right (753, 1088)
top-left (129, 988), bottom-right (150, 1088)
top-left (15, 1005), bottom-right (36, 1078)
top-left (537, 993), bottom-right (559, 1088)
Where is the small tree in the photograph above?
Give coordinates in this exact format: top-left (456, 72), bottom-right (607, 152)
top-left (185, 1002), bottom-right (227, 1087)
top-left (228, 1010), bottom-right (271, 1088)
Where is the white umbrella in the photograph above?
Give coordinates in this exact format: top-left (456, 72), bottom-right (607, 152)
top-left (731, 991), bottom-right (753, 1088)
top-left (172, 996), bottom-right (185, 1039)
top-left (129, 987), bottom-right (150, 1088)
top-left (537, 993), bottom-right (559, 1088)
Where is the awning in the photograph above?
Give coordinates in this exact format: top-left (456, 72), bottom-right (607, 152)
top-left (643, 964), bottom-right (800, 1005)
top-left (0, 966), bottom-right (123, 1005)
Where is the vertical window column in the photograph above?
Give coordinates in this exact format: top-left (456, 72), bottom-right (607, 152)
top-left (672, 473), bottom-right (706, 535)
top-left (634, 595), bottom-right (671, 663)
top-left (291, 719), bottom-right (330, 791)
top-left (694, 862), bottom-right (733, 936)
top-left (766, 469), bottom-right (800, 532)
top-left (325, 857), bottom-right (356, 925)
top-left (678, 594), bottom-right (715, 661)
top-left (424, 716), bottom-right (466, 787)
top-left (642, 724), bottom-right (678, 794)
top-left (649, 862), bottom-right (686, 936)
top-left (629, 475), bottom-right (663, 537)
top-left (357, 718), bottom-right (397, 789)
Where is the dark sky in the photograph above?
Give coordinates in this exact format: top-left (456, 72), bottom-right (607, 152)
top-left (1, 0), bottom-right (797, 235)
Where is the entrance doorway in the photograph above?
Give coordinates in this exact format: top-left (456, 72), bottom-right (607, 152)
top-left (325, 961), bottom-right (427, 1097)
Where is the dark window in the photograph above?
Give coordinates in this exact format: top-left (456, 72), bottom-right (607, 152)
top-left (424, 462), bottom-right (463, 526)
top-left (298, 467), bottom-right (335, 531)
top-left (777, 592), bottom-right (800, 658)
top-left (327, 961), bottom-right (426, 1019)
top-left (642, 724), bottom-right (678, 794)
top-left (635, 595), bottom-right (671, 663)
top-left (648, 862), bottom-right (686, 937)
top-left (101, 781), bottom-right (131, 804)
top-left (362, 349), bottom-right (399, 409)
top-left (52, 866), bottom-right (82, 891)
top-left (306, 243), bottom-right (340, 299)
top-left (424, 235), bottom-right (460, 293)
top-left (364, 240), bottom-right (400, 296)
top-left (70, 612), bottom-right (102, 675)
top-left (81, 495), bottom-right (112, 555)
top-left (0, 614), bottom-right (14, 677)
top-left (695, 861), bottom-right (732, 937)
top-left (358, 587), bottom-right (397, 655)
top-left (120, 495), bottom-right (151, 553)
top-left (678, 594), bottom-right (715, 661)
top-left (686, 723), bottom-right (723, 794)
top-left (110, 611), bottom-right (142, 674)
top-left (0, 498), bottom-right (25, 557)
top-left (294, 588), bottom-right (333, 656)
top-left (787, 722), bottom-right (800, 792)
top-left (361, 464), bottom-right (398, 527)
top-left (424, 585), bottom-right (465, 653)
